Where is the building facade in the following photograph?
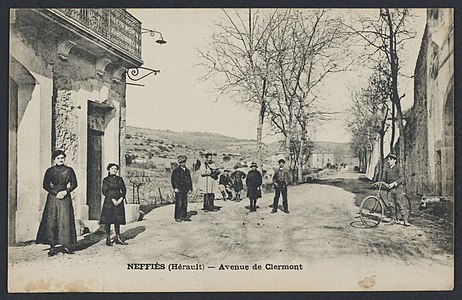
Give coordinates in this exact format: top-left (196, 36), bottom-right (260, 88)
top-left (9, 9), bottom-right (143, 244)
top-left (404, 8), bottom-right (454, 201)
top-left (309, 153), bottom-right (335, 169)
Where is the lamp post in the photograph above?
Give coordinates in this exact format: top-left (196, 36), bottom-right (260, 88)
top-left (141, 28), bottom-right (167, 44)
top-left (126, 27), bottom-right (166, 86)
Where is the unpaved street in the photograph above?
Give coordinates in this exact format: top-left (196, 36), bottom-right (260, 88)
top-left (8, 171), bottom-right (453, 292)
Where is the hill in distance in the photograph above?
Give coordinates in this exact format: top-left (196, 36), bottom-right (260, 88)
top-left (125, 125), bottom-right (354, 166)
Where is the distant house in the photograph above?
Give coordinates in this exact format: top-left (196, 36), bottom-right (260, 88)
top-left (309, 153), bottom-right (335, 169)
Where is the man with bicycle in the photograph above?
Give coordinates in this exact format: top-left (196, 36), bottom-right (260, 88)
top-left (377, 153), bottom-right (410, 227)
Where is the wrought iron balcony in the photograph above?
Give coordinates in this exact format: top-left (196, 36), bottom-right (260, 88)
top-left (49, 8), bottom-right (142, 62)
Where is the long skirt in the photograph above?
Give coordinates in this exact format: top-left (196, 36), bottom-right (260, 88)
top-left (36, 193), bottom-right (77, 247)
top-left (99, 197), bottom-right (126, 225)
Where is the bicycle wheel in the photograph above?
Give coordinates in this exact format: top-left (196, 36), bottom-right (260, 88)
top-left (359, 196), bottom-right (384, 227)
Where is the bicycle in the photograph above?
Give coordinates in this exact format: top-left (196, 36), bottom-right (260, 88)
top-left (359, 181), bottom-right (412, 227)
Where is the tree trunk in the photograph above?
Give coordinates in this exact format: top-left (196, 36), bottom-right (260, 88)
top-left (379, 133), bottom-right (385, 180)
top-left (296, 139), bottom-right (304, 184)
top-left (256, 80), bottom-right (267, 169)
top-left (379, 106), bottom-right (389, 181)
top-left (390, 101), bottom-right (396, 153)
top-left (395, 99), bottom-right (406, 172)
top-left (386, 8), bottom-right (406, 176)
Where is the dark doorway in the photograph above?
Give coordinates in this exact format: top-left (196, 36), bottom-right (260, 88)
top-left (436, 150), bottom-right (442, 196)
top-left (87, 129), bottom-right (104, 220)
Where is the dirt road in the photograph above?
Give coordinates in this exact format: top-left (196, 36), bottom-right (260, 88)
top-left (8, 171), bottom-right (453, 292)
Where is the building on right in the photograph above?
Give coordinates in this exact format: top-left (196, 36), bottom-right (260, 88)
top-left (404, 8), bottom-right (454, 201)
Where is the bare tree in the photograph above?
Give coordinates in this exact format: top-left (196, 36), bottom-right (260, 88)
top-left (264, 9), bottom-right (349, 182)
top-left (198, 9), bottom-right (280, 168)
top-left (344, 9), bottom-right (416, 174)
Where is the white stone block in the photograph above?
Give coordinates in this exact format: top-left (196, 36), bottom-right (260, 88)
top-left (125, 204), bottom-right (140, 223)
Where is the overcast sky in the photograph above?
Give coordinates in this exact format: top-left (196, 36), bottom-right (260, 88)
top-left (126, 8), bottom-right (426, 143)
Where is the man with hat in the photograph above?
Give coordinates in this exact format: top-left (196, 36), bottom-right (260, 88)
top-left (171, 155), bottom-right (193, 222)
top-left (199, 152), bottom-right (220, 212)
top-left (218, 169), bottom-right (233, 201)
top-left (379, 153), bottom-right (410, 226)
top-left (272, 158), bottom-right (291, 213)
top-left (246, 162), bottom-right (262, 212)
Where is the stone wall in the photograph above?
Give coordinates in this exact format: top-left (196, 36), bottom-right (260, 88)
top-left (403, 25), bottom-right (429, 199)
top-left (403, 9), bottom-right (454, 201)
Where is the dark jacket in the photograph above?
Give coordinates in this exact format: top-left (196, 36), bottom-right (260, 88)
top-left (246, 169), bottom-right (262, 199)
top-left (171, 166), bottom-right (193, 192)
top-left (273, 167), bottom-right (291, 185)
top-left (231, 170), bottom-right (246, 192)
top-left (383, 164), bottom-right (404, 186)
top-left (219, 174), bottom-right (232, 187)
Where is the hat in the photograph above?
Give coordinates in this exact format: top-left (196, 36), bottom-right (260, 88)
top-left (250, 162), bottom-right (258, 168)
top-left (178, 155), bottom-right (187, 163)
top-left (386, 154), bottom-right (398, 160)
top-left (52, 149), bottom-right (66, 160)
top-left (205, 152), bottom-right (213, 158)
top-left (106, 163), bottom-right (119, 171)
top-left (278, 158), bottom-right (286, 164)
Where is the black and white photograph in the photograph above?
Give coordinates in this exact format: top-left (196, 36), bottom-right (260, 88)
top-left (7, 6), bottom-right (455, 292)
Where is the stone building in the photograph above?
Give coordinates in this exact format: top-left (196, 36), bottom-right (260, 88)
top-left (9, 9), bottom-right (143, 244)
top-left (309, 153), bottom-right (335, 169)
top-left (404, 8), bottom-right (454, 200)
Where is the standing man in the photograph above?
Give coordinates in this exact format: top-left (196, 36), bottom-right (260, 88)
top-left (246, 162), bottom-right (262, 212)
top-left (271, 158), bottom-right (291, 214)
top-left (171, 155), bottom-right (193, 222)
top-left (199, 152), bottom-right (220, 212)
top-left (381, 153), bottom-right (410, 226)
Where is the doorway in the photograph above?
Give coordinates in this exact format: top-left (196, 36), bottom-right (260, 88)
top-left (87, 129), bottom-right (104, 220)
top-left (436, 150), bottom-right (442, 196)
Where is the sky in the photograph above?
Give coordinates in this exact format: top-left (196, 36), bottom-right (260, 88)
top-left (126, 9), bottom-right (426, 144)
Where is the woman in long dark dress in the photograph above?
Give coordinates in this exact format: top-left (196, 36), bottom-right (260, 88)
top-left (100, 163), bottom-right (127, 246)
top-left (246, 162), bottom-right (262, 212)
top-left (36, 150), bottom-right (78, 256)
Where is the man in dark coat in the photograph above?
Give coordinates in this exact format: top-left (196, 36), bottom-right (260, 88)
top-left (246, 162), bottom-right (262, 212)
top-left (171, 155), bottom-right (193, 222)
top-left (272, 158), bottom-right (291, 214)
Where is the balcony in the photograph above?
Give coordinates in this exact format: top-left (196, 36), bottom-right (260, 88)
top-left (45, 8), bottom-right (142, 64)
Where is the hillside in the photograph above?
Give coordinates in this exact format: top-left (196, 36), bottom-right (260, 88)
top-left (125, 126), bottom-right (354, 166)
top-left (125, 126), bottom-right (279, 167)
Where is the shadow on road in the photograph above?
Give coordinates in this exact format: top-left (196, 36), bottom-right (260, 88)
top-left (72, 226), bottom-right (146, 252)
top-left (120, 226), bottom-right (146, 241)
top-left (186, 210), bottom-right (198, 219)
top-left (73, 231), bottom-right (106, 251)
top-left (350, 220), bottom-right (373, 229)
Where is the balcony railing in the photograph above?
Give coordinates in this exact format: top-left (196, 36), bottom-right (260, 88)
top-left (54, 8), bottom-right (142, 60)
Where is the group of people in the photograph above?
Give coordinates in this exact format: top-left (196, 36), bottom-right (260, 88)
top-left (170, 152), bottom-right (292, 222)
top-left (35, 148), bottom-right (409, 257)
top-left (37, 150), bottom-right (128, 257)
